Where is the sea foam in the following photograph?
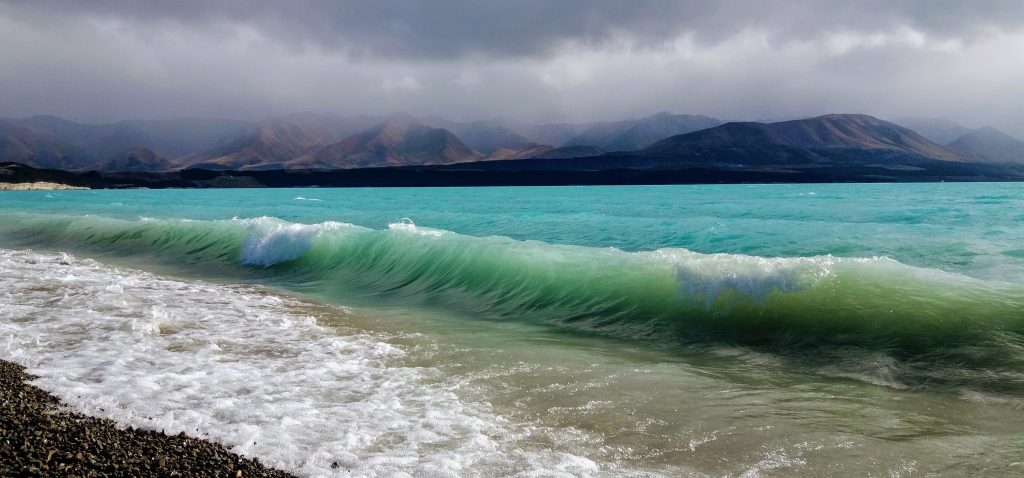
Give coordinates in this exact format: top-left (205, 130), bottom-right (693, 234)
top-left (0, 249), bottom-right (611, 477)
top-left (240, 217), bottom-right (356, 267)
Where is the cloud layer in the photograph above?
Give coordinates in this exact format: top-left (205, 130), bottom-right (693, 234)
top-left (2, 1), bottom-right (1023, 134)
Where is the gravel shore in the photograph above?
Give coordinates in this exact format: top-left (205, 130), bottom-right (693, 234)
top-left (0, 359), bottom-right (296, 477)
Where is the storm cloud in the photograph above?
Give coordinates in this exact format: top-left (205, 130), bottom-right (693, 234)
top-left (2, 0), bottom-right (1023, 134)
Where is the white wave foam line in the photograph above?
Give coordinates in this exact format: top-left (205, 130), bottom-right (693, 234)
top-left (655, 249), bottom-right (839, 305)
top-left (388, 218), bottom-right (446, 237)
top-left (661, 248), bottom-right (994, 307)
top-left (239, 217), bottom-right (356, 267)
top-left (0, 249), bottom-right (614, 477)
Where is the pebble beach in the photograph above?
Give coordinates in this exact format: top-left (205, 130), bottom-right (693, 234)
top-left (0, 360), bottom-right (296, 477)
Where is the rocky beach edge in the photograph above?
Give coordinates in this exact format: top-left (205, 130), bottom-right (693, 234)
top-left (0, 359), bottom-right (297, 477)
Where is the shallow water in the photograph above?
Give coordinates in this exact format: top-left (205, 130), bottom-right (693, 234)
top-left (1, 184), bottom-right (1023, 476)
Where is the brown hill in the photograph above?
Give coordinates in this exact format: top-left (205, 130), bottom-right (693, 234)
top-left (179, 113), bottom-right (381, 169)
top-left (291, 117), bottom-right (482, 169)
top-left (416, 117), bottom-right (540, 155)
top-left (0, 120), bottom-right (89, 170)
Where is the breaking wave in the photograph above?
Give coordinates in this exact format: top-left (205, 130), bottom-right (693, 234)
top-left (2, 212), bottom-right (1023, 354)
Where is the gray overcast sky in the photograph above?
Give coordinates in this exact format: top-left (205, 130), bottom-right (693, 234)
top-left (1, 0), bottom-right (1023, 134)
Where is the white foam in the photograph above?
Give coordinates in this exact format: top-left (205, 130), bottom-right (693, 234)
top-left (387, 218), bottom-right (446, 237)
top-left (239, 217), bottom-right (355, 267)
top-left (0, 249), bottom-right (614, 477)
top-left (661, 248), bottom-right (989, 307)
top-left (659, 249), bottom-right (840, 305)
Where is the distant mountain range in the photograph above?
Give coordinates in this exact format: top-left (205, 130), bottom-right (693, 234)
top-left (176, 112), bottom-right (382, 170)
top-left (100, 147), bottom-right (171, 172)
top-left (0, 119), bottom-right (89, 170)
top-left (1, 115), bottom-right (250, 169)
top-left (417, 114), bottom-right (1024, 186)
top-left (444, 114), bottom-right (967, 172)
top-left (563, 113), bottom-right (722, 151)
top-left (946, 126), bottom-right (1024, 164)
top-left (890, 117), bottom-right (1024, 164)
top-left (890, 117), bottom-right (973, 146)
top-left (1, 111), bottom-right (728, 171)
top-left (291, 115), bottom-right (483, 169)
top-left (2, 111), bottom-right (1024, 182)
top-left (640, 114), bottom-right (963, 165)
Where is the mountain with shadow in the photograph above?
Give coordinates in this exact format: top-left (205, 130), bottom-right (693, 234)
top-left (178, 112), bottom-right (382, 170)
top-left (638, 114), bottom-right (964, 167)
top-left (946, 126), bottom-right (1024, 164)
top-left (0, 120), bottom-right (91, 170)
top-left (10, 115), bottom-right (250, 168)
top-left (288, 115), bottom-right (483, 169)
top-left (439, 114), bottom-right (982, 177)
top-left (416, 116), bottom-right (542, 156)
top-left (97, 147), bottom-right (174, 172)
top-left (563, 112), bottom-right (722, 151)
top-left (891, 117), bottom-right (972, 146)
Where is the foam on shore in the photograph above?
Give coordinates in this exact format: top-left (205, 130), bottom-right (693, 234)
top-left (0, 249), bottom-right (619, 477)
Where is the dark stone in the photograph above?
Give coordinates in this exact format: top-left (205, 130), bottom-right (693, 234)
top-left (0, 359), bottom-right (297, 478)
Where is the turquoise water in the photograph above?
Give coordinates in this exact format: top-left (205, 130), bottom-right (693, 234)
top-left (2, 183), bottom-right (1024, 475)
top-left (4, 183), bottom-right (1023, 279)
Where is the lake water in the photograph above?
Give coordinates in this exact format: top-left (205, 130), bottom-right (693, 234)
top-left (1, 183), bottom-right (1022, 476)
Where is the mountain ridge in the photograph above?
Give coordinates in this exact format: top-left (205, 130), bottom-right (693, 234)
top-left (0, 120), bottom-right (91, 170)
top-left (564, 112), bottom-right (722, 151)
top-left (890, 117), bottom-right (972, 145)
top-left (177, 112), bottom-right (383, 170)
top-left (641, 114), bottom-right (965, 166)
top-left (289, 116), bottom-right (483, 169)
top-left (3, 112), bottom-right (1022, 175)
top-left (947, 126), bottom-right (1024, 164)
